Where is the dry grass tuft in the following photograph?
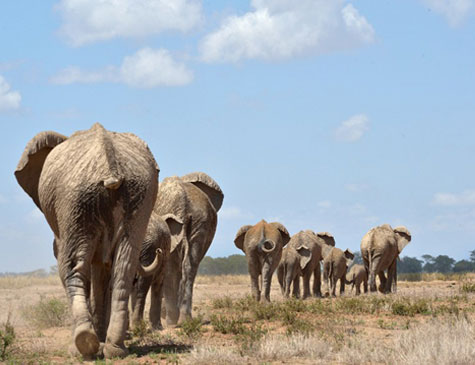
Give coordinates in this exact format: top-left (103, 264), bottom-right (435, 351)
top-left (0, 275), bottom-right (61, 289)
top-left (21, 296), bottom-right (70, 329)
top-left (256, 333), bottom-right (330, 361)
top-left (188, 344), bottom-right (243, 364)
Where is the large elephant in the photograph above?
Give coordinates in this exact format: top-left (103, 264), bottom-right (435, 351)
top-left (234, 220), bottom-right (290, 302)
top-left (14, 124), bottom-right (160, 359)
top-left (155, 172), bottom-right (223, 325)
top-left (130, 212), bottom-right (183, 330)
top-left (277, 230), bottom-right (335, 299)
top-left (360, 224), bottom-right (411, 293)
top-left (322, 247), bottom-right (354, 297)
top-left (346, 264), bottom-right (368, 295)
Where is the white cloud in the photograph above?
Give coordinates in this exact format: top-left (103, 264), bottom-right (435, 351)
top-left (51, 48), bottom-right (193, 88)
top-left (345, 183), bottom-right (368, 192)
top-left (335, 114), bottom-right (369, 142)
top-left (200, 0), bottom-right (374, 63)
top-left (433, 190), bottom-right (475, 206)
top-left (56, 0), bottom-right (203, 46)
top-left (421, 0), bottom-right (474, 26)
top-left (317, 200), bottom-right (332, 209)
top-left (0, 75), bottom-right (21, 111)
top-left (220, 206), bottom-right (254, 220)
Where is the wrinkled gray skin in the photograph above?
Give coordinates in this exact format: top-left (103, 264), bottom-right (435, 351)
top-left (346, 264), bottom-right (368, 295)
top-left (156, 172), bottom-right (223, 325)
top-left (235, 220), bottom-right (290, 302)
top-left (14, 124), bottom-right (160, 359)
top-left (361, 224), bottom-right (411, 293)
top-left (323, 248), bottom-right (354, 297)
top-left (277, 231), bottom-right (335, 299)
top-left (130, 212), bottom-right (183, 330)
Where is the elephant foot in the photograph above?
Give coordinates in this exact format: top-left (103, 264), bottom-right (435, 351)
top-left (177, 313), bottom-right (192, 326)
top-left (151, 322), bottom-right (164, 331)
top-left (103, 342), bottom-right (128, 359)
top-left (73, 322), bottom-right (100, 359)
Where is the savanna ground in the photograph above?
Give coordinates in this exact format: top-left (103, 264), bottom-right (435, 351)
top-left (0, 273), bottom-right (474, 364)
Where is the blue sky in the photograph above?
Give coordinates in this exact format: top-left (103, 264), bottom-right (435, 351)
top-left (1, 0), bottom-right (474, 272)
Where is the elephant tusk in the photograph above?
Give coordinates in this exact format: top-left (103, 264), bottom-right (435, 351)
top-left (137, 248), bottom-right (162, 277)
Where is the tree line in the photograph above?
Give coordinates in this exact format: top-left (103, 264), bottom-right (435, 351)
top-left (197, 250), bottom-right (475, 276)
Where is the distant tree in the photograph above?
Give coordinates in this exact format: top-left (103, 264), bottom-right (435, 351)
top-left (423, 255), bottom-right (455, 273)
top-left (470, 249), bottom-right (475, 263)
top-left (49, 265), bottom-right (58, 275)
top-left (198, 255), bottom-right (248, 275)
top-left (453, 260), bottom-right (475, 273)
top-left (398, 256), bottom-right (423, 273)
top-left (352, 251), bottom-right (363, 265)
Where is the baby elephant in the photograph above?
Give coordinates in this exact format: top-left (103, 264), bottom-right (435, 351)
top-left (346, 264), bottom-right (368, 295)
top-left (323, 248), bottom-right (354, 297)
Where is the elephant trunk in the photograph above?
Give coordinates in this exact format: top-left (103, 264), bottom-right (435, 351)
top-left (137, 248), bottom-right (162, 277)
top-left (258, 239), bottom-right (276, 253)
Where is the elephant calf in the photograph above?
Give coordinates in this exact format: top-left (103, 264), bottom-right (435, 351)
top-left (322, 247), bottom-right (354, 297)
top-left (235, 220), bottom-right (290, 302)
top-left (346, 264), bottom-right (368, 295)
top-left (277, 230), bottom-right (335, 299)
top-left (130, 212), bottom-right (182, 330)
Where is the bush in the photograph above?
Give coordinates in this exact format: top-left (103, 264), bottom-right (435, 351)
top-left (0, 315), bottom-right (15, 361)
top-left (179, 316), bottom-right (203, 338)
top-left (210, 315), bottom-right (247, 335)
top-left (391, 298), bottom-right (430, 316)
top-left (22, 296), bottom-right (70, 329)
top-left (461, 281), bottom-right (475, 293)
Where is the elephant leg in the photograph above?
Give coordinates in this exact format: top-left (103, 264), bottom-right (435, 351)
top-left (363, 278), bottom-right (368, 293)
top-left (261, 261), bottom-right (274, 302)
top-left (277, 265), bottom-right (285, 296)
top-left (378, 272), bottom-right (387, 293)
top-left (302, 270), bottom-right (311, 299)
top-left (355, 281), bottom-right (361, 296)
top-left (149, 276), bottom-right (165, 330)
top-left (313, 263), bottom-right (322, 297)
top-left (248, 255), bottom-right (261, 301)
top-left (58, 236), bottom-right (99, 359)
top-left (90, 262), bottom-right (111, 342)
top-left (322, 263), bottom-right (330, 297)
top-left (103, 233), bottom-right (141, 359)
top-left (387, 261), bottom-right (397, 294)
top-left (164, 253), bottom-right (181, 326)
top-left (339, 277), bottom-right (345, 296)
top-left (131, 275), bottom-right (152, 329)
top-left (284, 264), bottom-right (294, 298)
top-left (178, 263), bottom-right (200, 324)
top-left (291, 275), bottom-right (300, 299)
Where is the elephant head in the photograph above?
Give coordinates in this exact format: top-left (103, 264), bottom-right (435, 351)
top-left (343, 249), bottom-right (355, 267)
top-left (393, 226), bottom-right (411, 253)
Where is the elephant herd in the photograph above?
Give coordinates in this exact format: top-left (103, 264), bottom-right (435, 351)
top-left (14, 124), bottom-right (223, 359)
top-left (235, 221), bottom-right (412, 301)
top-left (14, 124), bottom-right (412, 359)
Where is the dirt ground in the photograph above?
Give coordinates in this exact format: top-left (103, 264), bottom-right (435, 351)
top-left (0, 274), bottom-right (474, 364)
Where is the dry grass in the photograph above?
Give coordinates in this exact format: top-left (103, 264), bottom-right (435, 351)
top-left (1, 273), bottom-right (474, 364)
top-left (0, 275), bottom-right (61, 289)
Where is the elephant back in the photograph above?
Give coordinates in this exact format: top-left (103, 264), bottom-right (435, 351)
top-left (181, 172), bottom-right (224, 212)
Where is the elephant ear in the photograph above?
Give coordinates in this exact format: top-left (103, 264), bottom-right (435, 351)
top-left (270, 222), bottom-right (290, 247)
top-left (344, 249), bottom-right (355, 266)
top-left (181, 172), bottom-right (224, 212)
top-left (162, 214), bottom-right (184, 254)
top-left (393, 226), bottom-right (411, 253)
top-left (234, 225), bottom-right (252, 251)
top-left (15, 131), bottom-right (67, 210)
top-left (296, 245), bottom-right (311, 271)
top-left (317, 232), bottom-right (335, 247)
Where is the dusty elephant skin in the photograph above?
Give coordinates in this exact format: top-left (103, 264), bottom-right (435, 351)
top-left (346, 264), bottom-right (368, 295)
top-left (14, 123), bottom-right (159, 359)
top-left (130, 212), bottom-right (183, 330)
top-left (235, 220), bottom-right (290, 302)
top-left (323, 247), bottom-right (354, 297)
top-left (360, 224), bottom-right (411, 293)
top-left (277, 230), bottom-right (335, 299)
top-left (155, 172), bottom-right (223, 326)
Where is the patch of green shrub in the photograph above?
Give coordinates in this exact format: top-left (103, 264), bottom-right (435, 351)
top-left (22, 296), bottom-right (70, 329)
top-left (0, 315), bottom-right (15, 361)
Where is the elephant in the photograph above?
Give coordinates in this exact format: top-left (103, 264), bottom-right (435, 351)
top-left (322, 247), bottom-right (354, 297)
top-left (130, 212), bottom-right (183, 330)
top-left (345, 264), bottom-right (368, 295)
top-left (14, 123), bottom-right (161, 359)
top-left (155, 172), bottom-right (223, 326)
top-left (277, 230), bottom-right (335, 299)
top-left (360, 224), bottom-right (411, 293)
top-left (234, 220), bottom-right (290, 302)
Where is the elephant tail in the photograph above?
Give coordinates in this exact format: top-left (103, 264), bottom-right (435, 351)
top-left (258, 239), bottom-right (276, 253)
